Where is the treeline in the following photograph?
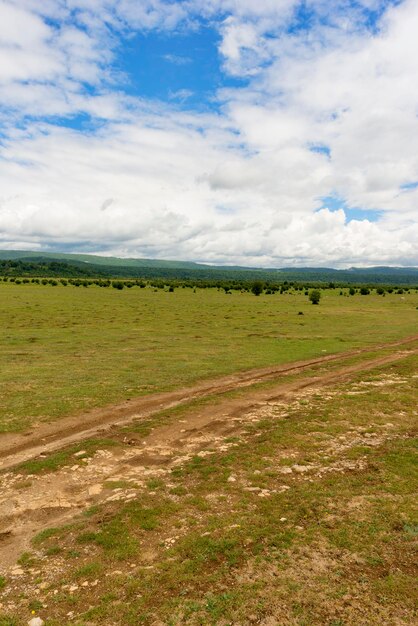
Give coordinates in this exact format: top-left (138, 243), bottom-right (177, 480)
top-left (1, 275), bottom-right (415, 295)
top-left (1, 258), bottom-right (417, 286)
top-left (0, 259), bottom-right (102, 278)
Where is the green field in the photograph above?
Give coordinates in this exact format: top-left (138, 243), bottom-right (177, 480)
top-left (1, 352), bottom-right (416, 625)
top-left (0, 283), bottom-right (417, 432)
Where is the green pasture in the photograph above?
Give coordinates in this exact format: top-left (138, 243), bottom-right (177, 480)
top-left (0, 283), bottom-right (417, 432)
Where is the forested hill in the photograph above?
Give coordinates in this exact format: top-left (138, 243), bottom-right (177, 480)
top-left (0, 251), bottom-right (417, 285)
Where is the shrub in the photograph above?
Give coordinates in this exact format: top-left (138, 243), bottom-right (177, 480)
top-left (309, 289), bottom-right (321, 305)
top-left (360, 287), bottom-right (370, 295)
top-left (251, 281), bottom-right (263, 296)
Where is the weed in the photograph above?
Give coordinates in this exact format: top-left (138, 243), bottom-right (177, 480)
top-left (0, 616), bottom-right (17, 626)
top-left (17, 551), bottom-right (36, 567)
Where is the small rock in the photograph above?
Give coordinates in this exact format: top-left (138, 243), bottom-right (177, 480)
top-left (74, 450), bottom-right (87, 457)
top-left (292, 465), bottom-right (310, 473)
top-left (88, 484), bottom-right (102, 496)
top-left (227, 475), bottom-right (237, 483)
top-left (28, 618), bottom-right (44, 626)
top-left (257, 490), bottom-right (271, 498)
top-left (11, 568), bottom-right (24, 576)
top-left (280, 517), bottom-right (287, 522)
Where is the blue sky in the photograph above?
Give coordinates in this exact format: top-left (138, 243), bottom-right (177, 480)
top-left (120, 26), bottom-right (247, 110)
top-left (0, 0), bottom-right (416, 267)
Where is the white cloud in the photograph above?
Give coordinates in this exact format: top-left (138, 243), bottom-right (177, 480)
top-left (0, 0), bottom-right (417, 267)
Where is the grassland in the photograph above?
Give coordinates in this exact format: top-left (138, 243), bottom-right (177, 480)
top-left (0, 353), bottom-right (416, 625)
top-left (0, 283), bottom-right (417, 432)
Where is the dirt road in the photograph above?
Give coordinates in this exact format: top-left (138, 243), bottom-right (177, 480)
top-left (0, 337), bottom-right (417, 567)
top-left (1, 334), bottom-right (417, 472)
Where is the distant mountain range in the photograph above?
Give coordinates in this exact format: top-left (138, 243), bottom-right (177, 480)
top-left (0, 250), bottom-right (417, 285)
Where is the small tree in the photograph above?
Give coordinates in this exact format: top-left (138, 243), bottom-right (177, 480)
top-left (309, 289), bottom-right (321, 305)
top-left (251, 281), bottom-right (263, 296)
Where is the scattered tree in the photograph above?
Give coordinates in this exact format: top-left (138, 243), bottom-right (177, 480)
top-left (251, 281), bottom-right (263, 296)
top-left (309, 289), bottom-right (321, 305)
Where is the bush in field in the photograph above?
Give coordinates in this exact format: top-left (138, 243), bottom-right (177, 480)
top-left (309, 289), bottom-right (321, 305)
top-left (349, 287), bottom-right (356, 295)
top-left (251, 281), bottom-right (263, 296)
top-left (112, 281), bottom-right (124, 290)
top-left (376, 287), bottom-right (385, 295)
top-left (360, 287), bottom-right (370, 295)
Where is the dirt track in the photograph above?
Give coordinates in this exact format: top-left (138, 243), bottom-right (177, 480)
top-left (1, 333), bottom-right (418, 472)
top-left (0, 337), bottom-right (417, 567)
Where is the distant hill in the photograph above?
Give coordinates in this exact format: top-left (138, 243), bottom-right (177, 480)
top-left (0, 250), bottom-right (417, 285)
top-left (0, 250), bottom-right (210, 270)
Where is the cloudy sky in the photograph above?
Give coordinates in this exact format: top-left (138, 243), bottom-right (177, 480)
top-left (0, 0), bottom-right (417, 267)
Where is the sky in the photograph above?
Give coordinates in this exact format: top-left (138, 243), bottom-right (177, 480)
top-left (0, 0), bottom-right (417, 268)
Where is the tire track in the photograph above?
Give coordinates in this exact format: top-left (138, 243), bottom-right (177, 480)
top-left (1, 334), bottom-right (417, 471)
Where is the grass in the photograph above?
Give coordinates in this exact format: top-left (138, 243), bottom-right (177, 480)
top-left (2, 354), bottom-right (415, 625)
top-left (0, 283), bottom-right (417, 431)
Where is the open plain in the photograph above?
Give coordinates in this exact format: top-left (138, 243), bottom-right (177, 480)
top-left (0, 284), bottom-right (417, 625)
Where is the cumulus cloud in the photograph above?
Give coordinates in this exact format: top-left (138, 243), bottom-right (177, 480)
top-left (0, 0), bottom-right (417, 266)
